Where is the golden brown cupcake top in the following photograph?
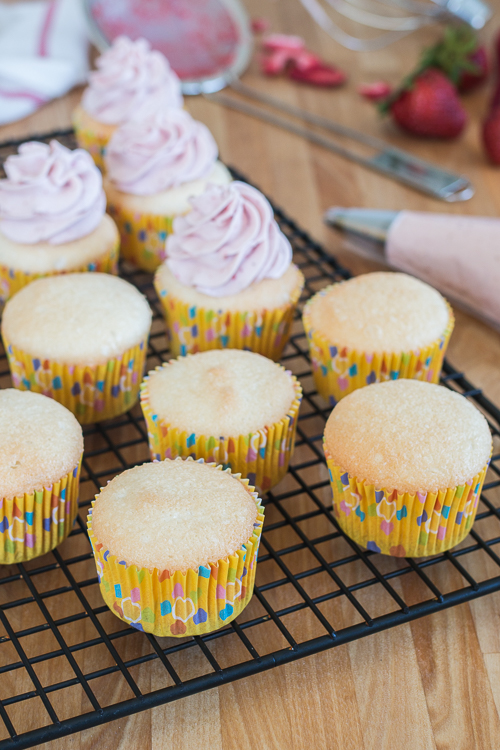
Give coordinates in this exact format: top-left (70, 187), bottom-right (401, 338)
top-left (324, 380), bottom-right (491, 494)
top-left (0, 390), bottom-right (83, 500)
top-left (91, 459), bottom-right (259, 573)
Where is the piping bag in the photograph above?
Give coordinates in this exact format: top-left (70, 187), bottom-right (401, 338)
top-left (325, 208), bottom-right (500, 330)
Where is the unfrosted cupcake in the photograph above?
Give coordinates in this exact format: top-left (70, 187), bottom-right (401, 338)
top-left (141, 349), bottom-right (302, 491)
top-left (155, 181), bottom-right (305, 359)
top-left (0, 389), bottom-right (83, 564)
top-left (104, 109), bottom-right (231, 272)
top-left (303, 272), bottom-right (454, 405)
top-left (324, 379), bottom-right (492, 557)
top-left (73, 36), bottom-right (183, 169)
top-left (2, 273), bottom-right (152, 423)
top-left (88, 458), bottom-right (264, 636)
top-left (0, 141), bottom-right (119, 302)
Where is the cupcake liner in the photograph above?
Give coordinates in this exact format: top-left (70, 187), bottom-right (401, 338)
top-left (87, 463), bottom-right (265, 637)
top-left (303, 287), bottom-right (454, 405)
top-left (0, 238), bottom-right (119, 304)
top-left (140, 362), bottom-right (302, 491)
top-left (0, 460), bottom-right (82, 564)
top-left (325, 444), bottom-right (489, 557)
top-left (3, 334), bottom-right (148, 424)
top-left (107, 202), bottom-right (174, 273)
top-left (72, 105), bottom-right (114, 171)
top-left (154, 274), bottom-right (304, 360)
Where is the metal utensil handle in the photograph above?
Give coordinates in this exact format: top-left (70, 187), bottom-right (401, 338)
top-left (208, 88), bottom-right (473, 202)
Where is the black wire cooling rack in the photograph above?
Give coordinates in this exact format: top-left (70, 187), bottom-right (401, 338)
top-left (0, 130), bottom-right (499, 750)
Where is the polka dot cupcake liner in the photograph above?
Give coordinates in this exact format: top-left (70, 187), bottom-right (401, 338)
top-left (72, 104), bottom-right (115, 171)
top-left (140, 360), bottom-right (302, 492)
top-left (87, 463), bottom-right (264, 637)
top-left (107, 202), bottom-right (174, 273)
top-left (303, 288), bottom-right (454, 405)
top-left (325, 445), bottom-right (489, 557)
top-left (0, 237), bottom-right (119, 304)
top-left (154, 275), bottom-right (304, 361)
top-left (0, 459), bottom-right (82, 565)
top-left (2, 336), bottom-right (148, 424)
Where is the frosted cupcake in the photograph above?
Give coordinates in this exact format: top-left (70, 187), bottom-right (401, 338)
top-left (0, 141), bottom-right (119, 303)
top-left (73, 36), bottom-right (183, 169)
top-left (0, 389), bottom-right (83, 564)
top-left (141, 349), bottom-right (302, 491)
top-left (324, 379), bottom-right (492, 557)
top-left (2, 273), bottom-right (152, 423)
top-left (155, 181), bottom-right (305, 359)
top-left (104, 109), bottom-right (231, 272)
top-left (303, 272), bottom-right (454, 405)
top-left (88, 458), bottom-right (264, 636)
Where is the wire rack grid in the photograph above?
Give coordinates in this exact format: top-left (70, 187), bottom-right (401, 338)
top-left (0, 131), bottom-right (499, 750)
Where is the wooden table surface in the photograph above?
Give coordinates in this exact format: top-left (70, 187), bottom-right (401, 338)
top-left (2, 1), bottom-right (500, 748)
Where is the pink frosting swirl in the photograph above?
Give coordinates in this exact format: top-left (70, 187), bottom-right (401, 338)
top-left (166, 181), bottom-right (293, 296)
top-left (82, 36), bottom-right (183, 125)
top-left (105, 109), bottom-right (219, 195)
top-left (0, 141), bottom-right (105, 245)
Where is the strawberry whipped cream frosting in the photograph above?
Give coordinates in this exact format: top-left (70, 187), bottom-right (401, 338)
top-left (0, 141), bottom-right (105, 245)
top-left (105, 109), bottom-right (219, 195)
top-left (82, 36), bottom-right (183, 125)
top-left (166, 181), bottom-right (293, 296)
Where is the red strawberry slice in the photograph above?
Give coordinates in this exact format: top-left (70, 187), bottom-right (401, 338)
top-left (483, 107), bottom-right (500, 164)
top-left (289, 61), bottom-right (347, 87)
top-left (390, 68), bottom-right (467, 139)
top-left (358, 81), bottom-right (392, 101)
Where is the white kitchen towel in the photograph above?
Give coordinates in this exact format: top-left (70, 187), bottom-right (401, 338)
top-left (0, 0), bottom-right (89, 125)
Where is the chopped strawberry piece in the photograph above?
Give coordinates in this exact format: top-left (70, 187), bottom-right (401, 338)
top-left (251, 18), bottom-right (270, 34)
top-left (358, 81), bottom-right (392, 101)
top-left (289, 62), bottom-right (347, 87)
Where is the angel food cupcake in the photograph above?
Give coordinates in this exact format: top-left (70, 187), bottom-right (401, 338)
top-left (104, 109), bottom-right (231, 272)
top-left (88, 458), bottom-right (264, 636)
top-left (73, 36), bottom-right (183, 169)
top-left (0, 389), bottom-right (83, 564)
top-left (324, 379), bottom-right (492, 557)
top-left (2, 273), bottom-right (152, 423)
top-left (303, 272), bottom-right (454, 404)
top-left (0, 141), bottom-right (119, 302)
top-left (155, 181), bottom-right (304, 359)
top-left (141, 349), bottom-right (302, 491)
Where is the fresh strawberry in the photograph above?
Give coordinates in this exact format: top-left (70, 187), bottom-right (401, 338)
top-left (482, 107), bottom-right (500, 164)
top-left (387, 68), bottom-right (467, 138)
top-left (457, 45), bottom-right (489, 92)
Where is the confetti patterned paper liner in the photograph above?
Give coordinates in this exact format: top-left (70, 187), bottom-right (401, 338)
top-left (87, 463), bottom-right (265, 637)
top-left (0, 238), bottom-right (119, 304)
top-left (303, 287), bottom-right (454, 405)
top-left (107, 202), bottom-right (175, 273)
top-left (140, 361), bottom-right (302, 491)
top-left (325, 445), bottom-right (489, 557)
top-left (0, 460), bottom-right (82, 565)
top-left (154, 273), bottom-right (304, 360)
top-left (3, 335), bottom-right (148, 424)
top-left (72, 104), bottom-right (115, 170)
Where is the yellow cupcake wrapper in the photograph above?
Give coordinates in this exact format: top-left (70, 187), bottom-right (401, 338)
top-left (325, 444), bottom-right (489, 557)
top-left (72, 105), bottom-right (114, 171)
top-left (0, 237), bottom-right (119, 304)
top-left (303, 287), bottom-right (454, 405)
top-left (107, 202), bottom-right (174, 273)
top-left (3, 334), bottom-right (148, 424)
top-left (87, 460), bottom-right (265, 637)
top-left (154, 272), bottom-right (304, 360)
top-left (140, 359), bottom-right (303, 491)
top-left (0, 458), bottom-right (82, 564)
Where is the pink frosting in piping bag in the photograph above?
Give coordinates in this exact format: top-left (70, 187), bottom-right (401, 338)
top-left (82, 36), bottom-right (183, 125)
top-left (166, 181), bottom-right (293, 297)
top-left (0, 141), bottom-right (105, 245)
top-left (105, 109), bottom-right (219, 195)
